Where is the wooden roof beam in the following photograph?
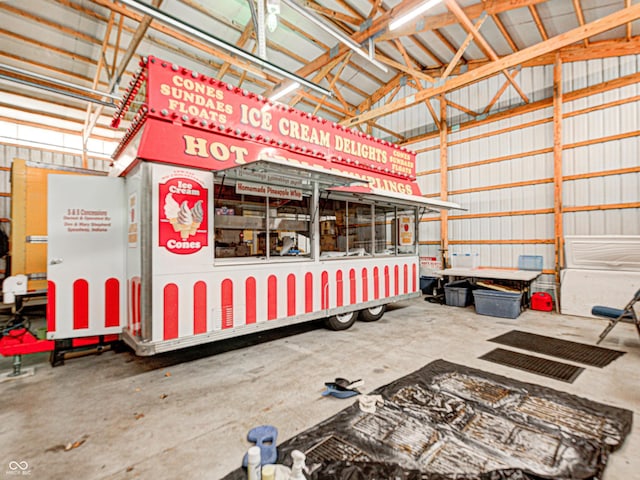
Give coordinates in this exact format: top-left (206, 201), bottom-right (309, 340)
top-left (219, 22), bottom-right (253, 80)
top-left (375, 52), bottom-right (435, 82)
top-left (482, 69), bottom-right (521, 114)
top-left (294, 0), bottom-right (427, 79)
top-left (491, 13), bottom-right (519, 52)
top-left (394, 41), bottom-right (440, 126)
top-left (332, 0), bottom-right (364, 21)
top-left (408, 36), bottom-right (444, 66)
top-left (572, 0), bottom-right (589, 47)
top-left (444, 0), bottom-right (528, 103)
top-left (82, 10), bottom-right (116, 164)
top-left (357, 73), bottom-right (403, 113)
top-left (369, 120), bottom-right (405, 141)
top-left (626, 0), bottom-right (632, 40)
top-left (392, 39), bottom-right (424, 73)
top-left (368, 0), bottom-right (384, 19)
top-left (529, 4), bottom-right (549, 41)
top-left (341, 3), bottom-right (640, 127)
top-left (380, 0), bottom-right (547, 40)
top-left (442, 14), bottom-right (487, 80)
top-left (422, 36), bottom-right (640, 75)
top-left (313, 52), bottom-right (352, 115)
top-left (432, 29), bottom-right (459, 56)
top-left (302, 1), bottom-right (361, 25)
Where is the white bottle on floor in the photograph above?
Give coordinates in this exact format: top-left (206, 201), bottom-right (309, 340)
top-left (288, 450), bottom-right (306, 480)
top-left (247, 446), bottom-right (262, 480)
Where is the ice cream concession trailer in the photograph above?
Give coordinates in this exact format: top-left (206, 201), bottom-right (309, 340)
top-left (1, 56), bottom-right (461, 363)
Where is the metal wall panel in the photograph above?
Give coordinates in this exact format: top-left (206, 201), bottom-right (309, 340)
top-left (414, 56), bottom-right (639, 269)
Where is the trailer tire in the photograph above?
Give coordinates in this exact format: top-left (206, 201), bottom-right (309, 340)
top-left (359, 305), bottom-right (386, 322)
top-left (324, 311), bottom-right (358, 331)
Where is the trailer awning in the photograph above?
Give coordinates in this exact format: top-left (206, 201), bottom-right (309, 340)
top-left (329, 185), bottom-right (465, 211)
top-left (213, 158), bottom-right (365, 189)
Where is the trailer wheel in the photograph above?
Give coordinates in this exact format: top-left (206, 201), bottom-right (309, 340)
top-left (324, 311), bottom-right (358, 331)
top-left (359, 305), bottom-right (386, 322)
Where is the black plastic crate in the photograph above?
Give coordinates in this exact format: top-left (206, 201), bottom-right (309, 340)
top-left (420, 276), bottom-right (439, 295)
top-left (444, 280), bottom-right (475, 307)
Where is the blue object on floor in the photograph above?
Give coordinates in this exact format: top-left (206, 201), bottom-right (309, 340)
top-left (241, 425), bottom-right (278, 467)
top-left (321, 384), bottom-right (360, 399)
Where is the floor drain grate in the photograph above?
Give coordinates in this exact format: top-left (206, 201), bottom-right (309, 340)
top-left (489, 330), bottom-right (625, 367)
top-left (479, 348), bottom-right (584, 383)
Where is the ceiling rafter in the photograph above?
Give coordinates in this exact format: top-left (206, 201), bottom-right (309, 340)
top-left (379, 0), bottom-right (547, 40)
top-left (626, 0), bottom-right (632, 41)
top-left (482, 69), bottom-right (521, 115)
top-left (341, 3), bottom-right (640, 127)
top-left (313, 51), bottom-right (352, 115)
top-left (182, 0), bottom-right (379, 101)
top-left (326, 72), bottom-right (353, 112)
top-left (432, 29), bottom-right (459, 56)
top-left (0, 3), bottom-right (116, 49)
top-left (393, 40), bottom-right (439, 126)
top-left (572, 0), bottom-right (589, 47)
top-left (82, 9), bottom-right (116, 161)
top-left (331, 0), bottom-right (364, 21)
top-left (491, 13), bottom-right (519, 53)
top-left (356, 73), bottom-right (403, 114)
top-left (446, 100), bottom-right (478, 117)
top-left (364, 0), bottom-right (440, 70)
top-left (408, 36), bottom-right (444, 67)
top-left (444, 0), bottom-right (529, 104)
top-left (300, 2), bottom-right (393, 88)
top-left (421, 36), bottom-right (640, 77)
top-left (219, 22), bottom-right (253, 80)
top-left (376, 51), bottom-right (435, 82)
top-left (290, 50), bottom-right (350, 107)
top-left (110, 13), bottom-right (125, 80)
top-left (302, 1), bottom-right (361, 25)
top-left (0, 27), bottom-right (95, 65)
top-left (528, 4), bottom-right (548, 41)
top-left (0, 101), bottom-right (110, 133)
top-left (369, 120), bottom-right (405, 141)
top-left (83, 0), bottom-right (163, 148)
top-left (92, 0), bottom-right (270, 80)
top-left (441, 14), bottom-right (487, 81)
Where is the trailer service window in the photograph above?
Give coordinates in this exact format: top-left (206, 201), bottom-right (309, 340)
top-left (320, 201), bottom-right (416, 258)
top-left (213, 181), bottom-right (312, 259)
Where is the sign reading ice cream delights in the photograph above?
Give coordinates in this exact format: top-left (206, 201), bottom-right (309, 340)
top-left (159, 174), bottom-right (208, 254)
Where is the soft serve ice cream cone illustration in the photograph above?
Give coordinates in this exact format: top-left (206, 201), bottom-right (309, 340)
top-left (176, 201), bottom-right (194, 239)
top-left (164, 193), bottom-right (180, 230)
top-left (189, 200), bottom-right (203, 235)
top-left (163, 193), bottom-right (204, 240)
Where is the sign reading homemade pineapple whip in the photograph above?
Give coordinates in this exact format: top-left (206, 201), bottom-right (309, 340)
top-left (158, 172), bottom-right (208, 254)
top-left (143, 57), bottom-right (417, 192)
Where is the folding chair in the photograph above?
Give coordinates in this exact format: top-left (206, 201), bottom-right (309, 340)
top-left (592, 288), bottom-right (640, 344)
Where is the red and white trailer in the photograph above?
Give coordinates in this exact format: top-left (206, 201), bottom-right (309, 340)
top-left (18, 56), bottom-right (462, 359)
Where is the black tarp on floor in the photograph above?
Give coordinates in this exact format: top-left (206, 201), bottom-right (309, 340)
top-left (222, 359), bottom-right (632, 480)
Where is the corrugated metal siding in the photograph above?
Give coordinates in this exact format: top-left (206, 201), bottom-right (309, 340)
top-left (405, 55), bottom-right (640, 270)
top-left (563, 55), bottom-right (640, 237)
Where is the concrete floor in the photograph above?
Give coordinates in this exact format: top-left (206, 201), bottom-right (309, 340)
top-left (0, 298), bottom-right (638, 480)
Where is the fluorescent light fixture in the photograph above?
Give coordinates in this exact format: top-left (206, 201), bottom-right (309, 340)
top-left (269, 82), bottom-right (300, 102)
top-left (282, 0), bottom-right (388, 73)
top-left (118, 0), bottom-right (332, 97)
top-left (389, 0), bottom-right (442, 31)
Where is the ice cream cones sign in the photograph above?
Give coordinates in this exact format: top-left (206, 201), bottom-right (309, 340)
top-left (164, 194), bottom-right (203, 239)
